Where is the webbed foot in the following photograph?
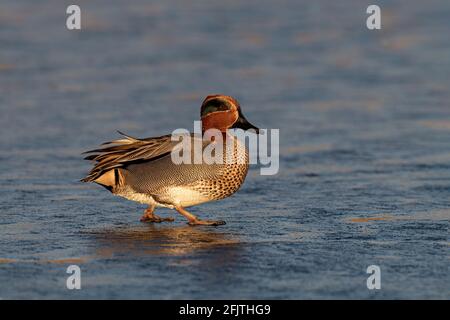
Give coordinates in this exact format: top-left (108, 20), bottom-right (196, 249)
top-left (140, 205), bottom-right (174, 223)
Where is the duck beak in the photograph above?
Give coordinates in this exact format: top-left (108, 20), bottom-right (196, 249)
top-left (232, 110), bottom-right (260, 133)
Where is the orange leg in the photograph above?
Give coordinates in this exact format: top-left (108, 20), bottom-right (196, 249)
top-left (175, 206), bottom-right (226, 226)
top-left (140, 205), bottom-right (174, 223)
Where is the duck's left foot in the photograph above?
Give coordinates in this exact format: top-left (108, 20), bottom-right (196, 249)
top-left (174, 205), bottom-right (226, 226)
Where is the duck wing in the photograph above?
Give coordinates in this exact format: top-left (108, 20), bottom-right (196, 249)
top-left (81, 131), bottom-right (186, 182)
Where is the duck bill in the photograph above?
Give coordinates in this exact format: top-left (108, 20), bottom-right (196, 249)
top-left (232, 112), bottom-right (260, 133)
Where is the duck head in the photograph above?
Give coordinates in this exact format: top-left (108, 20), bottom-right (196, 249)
top-left (200, 95), bottom-right (259, 133)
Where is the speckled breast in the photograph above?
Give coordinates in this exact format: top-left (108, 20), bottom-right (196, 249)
top-left (190, 136), bottom-right (249, 201)
top-left (117, 134), bottom-right (250, 208)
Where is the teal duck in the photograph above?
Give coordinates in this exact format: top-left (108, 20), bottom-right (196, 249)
top-left (82, 95), bottom-right (259, 226)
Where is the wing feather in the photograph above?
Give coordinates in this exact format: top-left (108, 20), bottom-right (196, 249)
top-left (81, 132), bottom-right (185, 182)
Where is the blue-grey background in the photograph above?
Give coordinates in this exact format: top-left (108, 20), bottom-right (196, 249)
top-left (0, 0), bottom-right (449, 299)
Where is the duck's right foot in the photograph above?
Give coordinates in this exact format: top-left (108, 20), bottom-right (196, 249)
top-left (140, 214), bottom-right (175, 223)
top-left (187, 219), bottom-right (226, 226)
top-left (140, 206), bottom-right (174, 223)
top-left (141, 215), bottom-right (175, 223)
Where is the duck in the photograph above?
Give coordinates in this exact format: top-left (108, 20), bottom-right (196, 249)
top-left (81, 95), bottom-right (259, 226)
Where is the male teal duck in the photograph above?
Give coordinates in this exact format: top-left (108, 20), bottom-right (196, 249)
top-left (82, 95), bottom-right (259, 226)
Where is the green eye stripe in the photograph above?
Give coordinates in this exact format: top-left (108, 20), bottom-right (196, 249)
top-left (201, 100), bottom-right (231, 116)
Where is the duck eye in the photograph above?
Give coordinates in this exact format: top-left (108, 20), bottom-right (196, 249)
top-left (201, 100), bottom-right (231, 117)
